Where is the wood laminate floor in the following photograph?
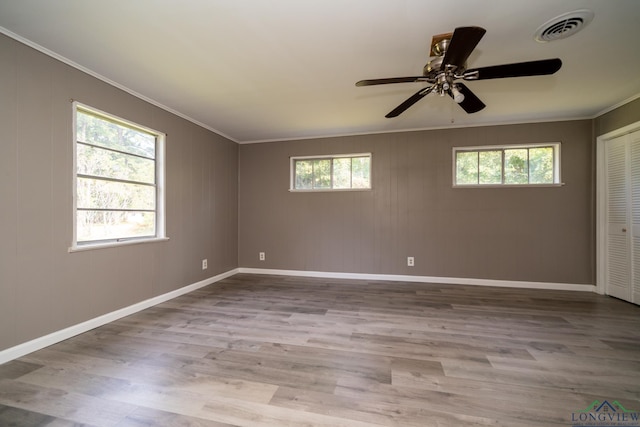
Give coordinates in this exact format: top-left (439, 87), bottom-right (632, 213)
top-left (1, 274), bottom-right (639, 426)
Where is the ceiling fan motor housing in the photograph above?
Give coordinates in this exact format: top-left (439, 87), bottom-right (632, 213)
top-left (423, 35), bottom-right (465, 97)
top-left (423, 56), bottom-right (444, 77)
top-left (423, 33), bottom-right (467, 87)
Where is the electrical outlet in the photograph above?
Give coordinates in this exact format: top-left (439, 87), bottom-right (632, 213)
top-left (202, 259), bottom-right (208, 270)
top-left (407, 256), bottom-right (414, 267)
top-left (259, 252), bottom-right (265, 261)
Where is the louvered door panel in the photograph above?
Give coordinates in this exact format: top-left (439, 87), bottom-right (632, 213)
top-left (634, 236), bottom-right (640, 303)
top-left (606, 137), bottom-right (630, 301)
top-left (608, 139), bottom-right (627, 223)
top-left (630, 130), bottom-right (640, 303)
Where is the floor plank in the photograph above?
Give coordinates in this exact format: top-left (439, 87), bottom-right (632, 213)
top-left (1, 273), bottom-right (639, 426)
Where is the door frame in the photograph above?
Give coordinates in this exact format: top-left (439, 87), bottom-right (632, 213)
top-left (596, 120), bottom-right (640, 295)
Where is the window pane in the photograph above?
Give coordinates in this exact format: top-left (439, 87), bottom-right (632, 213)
top-left (333, 158), bottom-right (351, 189)
top-left (529, 147), bottom-right (554, 184)
top-left (77, 110), bottom-right (156, 159)
top-left (77, 211), bottom-right (155, 242)
top-left (352, 156), bottom-right (371, 189)
top-left (77, 144), bottom-right (155, 184)
top-left (504, 149), bottom-right (528, 184)
top-left (291, 154), bottom-right (371, 191)
top-left (295, 160), bottom-right (313, 189)
top-left (454, 144), bottom-right (559, 187)
top-left (456, 152), bottom-right (478, 185)
top-left (478, 151), bottom-right (502, 184)
top-left (77, 177), bottom-right (155, 210)
top-left (313, 159), bottom-right (331, 189)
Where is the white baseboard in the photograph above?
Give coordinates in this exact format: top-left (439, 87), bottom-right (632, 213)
top-left (0, 268), bottom-right (239, 365)
top-left (238, 267), bottom-right (596, 292)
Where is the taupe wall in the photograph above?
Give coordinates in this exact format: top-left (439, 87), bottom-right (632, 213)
top-left (239, 120), bottom-right (594, 285)
top-left (0, 34), bottom-right (238, 352)
top-left (595, 97), bottom-right (640, 136)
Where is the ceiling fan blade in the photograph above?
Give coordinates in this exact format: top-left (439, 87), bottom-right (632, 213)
top-left (356, 77), bottom-right (429, 86)
top-left (442, 26), bottom-right (486, 71)
top-left (449, 83), bottom-right (485, 114)
top-left (464, 58), bottom-right (562, 80)
top-left (385, 86), bottom-right (434, 118)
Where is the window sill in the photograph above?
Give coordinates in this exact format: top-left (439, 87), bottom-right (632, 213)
top-left (453, 183), bottom-right (564, 189)
top-left (68, 237), bottom-right (170, 253)
top-left (289, 188), bottom-right (372, 193)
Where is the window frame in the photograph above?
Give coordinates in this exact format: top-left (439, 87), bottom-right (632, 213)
top-left (70, 102), bottom-right (167, 252)
top-left (289, 153), bottom-right (372, 192)
top-left (452, 143), bottom-right (562, 188)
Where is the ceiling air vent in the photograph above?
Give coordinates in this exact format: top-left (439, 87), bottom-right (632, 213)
top-left (534, 9), bottom-right (594, 42)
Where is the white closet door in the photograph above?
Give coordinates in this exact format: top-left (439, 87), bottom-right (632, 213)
top-left (630, 130), bottom-right (640, 304)
top-left (606, 135), bottom-right (631, 301)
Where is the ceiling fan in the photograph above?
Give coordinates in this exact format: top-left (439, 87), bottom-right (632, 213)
top-left (355, 26), bottom-right (562, 117)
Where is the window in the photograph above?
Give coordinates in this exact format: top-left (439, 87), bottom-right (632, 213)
top-left (72, 103), bottom-right (166, 249)
top-left (453, 143), bottom-right (560, 187)
top-left (290, 153), bottom-right (371, 191)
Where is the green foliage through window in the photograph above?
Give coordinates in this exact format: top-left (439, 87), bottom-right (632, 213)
top-left (454, 144), bottom-right (558, 186)
top-left (292, 154), bottom-right (371, 191)
top-left (75, 105), bottom-right (162, 244)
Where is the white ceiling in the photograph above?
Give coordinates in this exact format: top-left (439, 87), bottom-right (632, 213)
top-left (1, 0), bottom-right (639, 143)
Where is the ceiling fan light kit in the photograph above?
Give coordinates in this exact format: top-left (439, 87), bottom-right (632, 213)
top-left (356, 26), bottom-right (562, 118)
top-left (450, 85), bottom-right (465, 104)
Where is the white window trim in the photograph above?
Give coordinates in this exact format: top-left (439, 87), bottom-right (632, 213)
top-left (289, 153), bottom-right (372, 192)
top-left (452, 142), bottom-right (563, 188)
top-left (69, 101), bottom-right (168, 252)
